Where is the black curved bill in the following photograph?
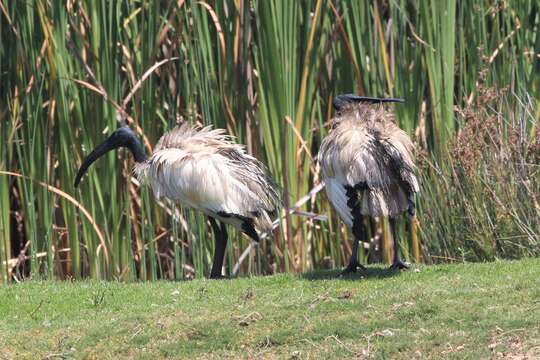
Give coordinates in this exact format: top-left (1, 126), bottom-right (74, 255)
top-left (333, 94), bottom-right (405, 111)
top-left (74, 137), bottom-right (120, 187)
top-left (74, 126), bottom-right (147, 187)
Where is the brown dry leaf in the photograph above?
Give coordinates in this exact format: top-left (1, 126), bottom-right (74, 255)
top-left (337, 290), bottom-right (354, 300)
top-left (232, 311), bottom-right (263, 327)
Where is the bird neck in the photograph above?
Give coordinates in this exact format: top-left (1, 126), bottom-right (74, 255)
top-left (126, 137), bottom-right (148, 163)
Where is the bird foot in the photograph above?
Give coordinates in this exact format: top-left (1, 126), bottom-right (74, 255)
top-left (209, 274), bottom-right (227, 280)
top-left (340, 261), bottom-right (366, 276)
top-left (389, 260), bottom-right (409, 271)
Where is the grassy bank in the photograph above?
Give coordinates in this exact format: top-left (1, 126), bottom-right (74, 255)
top-left (1, 258), bottom-right (539, 359)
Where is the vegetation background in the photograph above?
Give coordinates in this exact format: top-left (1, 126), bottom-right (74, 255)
top-left (1, 0), bottom-right (539, 282)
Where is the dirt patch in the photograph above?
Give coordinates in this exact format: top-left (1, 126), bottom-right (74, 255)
top-left (488, 328), bottom-right (540, 359)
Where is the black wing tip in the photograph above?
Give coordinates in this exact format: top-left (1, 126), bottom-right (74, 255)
top-left (333, 94), bottom-right (405, 111)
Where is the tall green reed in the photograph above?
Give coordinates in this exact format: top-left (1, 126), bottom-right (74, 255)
top-left (0, 0), bottom-right (538, 282)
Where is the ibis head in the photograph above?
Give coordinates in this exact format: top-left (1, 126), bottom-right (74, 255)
top-left (74, 126), bottom-right (147, 187)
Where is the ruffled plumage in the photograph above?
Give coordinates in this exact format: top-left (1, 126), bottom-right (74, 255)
top-left (318, 104), bottom-right (418, 226)
top-left (134, 123), bottom-right (280, 235)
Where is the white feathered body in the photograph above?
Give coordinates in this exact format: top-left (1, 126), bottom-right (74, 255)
top-left (134, 124), bottom-right (280, 235)
top-left (318, 104), bottom-right (418, 227)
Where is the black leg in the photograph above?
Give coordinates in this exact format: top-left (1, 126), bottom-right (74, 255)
top-left (389, 217), bottom-right (409, 270)
top-left (407, 194), bottom-right (416, 218)
top-left (341, 215), bottom-right (367, 275)
top-left (208, 217), bottom-right (228, 279)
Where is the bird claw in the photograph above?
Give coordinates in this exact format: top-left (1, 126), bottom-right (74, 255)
top-left (389, 260), bottom-right (409, 270)
top-left (209, 274), bottom-right (227, 280)
top-left (340, 261), bottom-right (366, 276)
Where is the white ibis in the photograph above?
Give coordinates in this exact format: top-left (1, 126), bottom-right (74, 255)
top-left (318, 95), bottom-right (419, 273)
top-left (75, 123), bottom-right (280, 279)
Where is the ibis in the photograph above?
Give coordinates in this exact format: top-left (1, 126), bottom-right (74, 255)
top-left (318, 94), bottom-right (419, 274)
top-left (75, 123), bottom-right (280, 279)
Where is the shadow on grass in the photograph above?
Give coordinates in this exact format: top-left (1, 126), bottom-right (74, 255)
top-left (301, 266), bottom-right (403, 281)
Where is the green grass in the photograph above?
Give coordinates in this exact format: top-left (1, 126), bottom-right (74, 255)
top-left (1, 259), bottom-right (539, 359)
